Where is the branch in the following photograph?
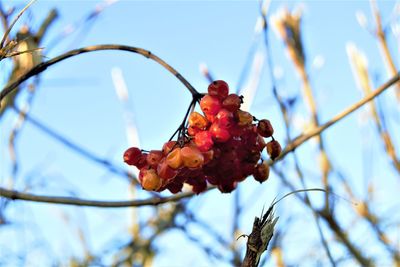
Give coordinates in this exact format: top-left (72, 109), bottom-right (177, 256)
top-left (0, 186), bottom-right (201, 208)
top-left (241, 206), bottom-right (278, 267)
top-left (1, 74), bottom-right (398, 208)
top-left (273, 72), bottom-right (400, 163)
top-left (36, 9), bottom-right (58, 43)
top-left (12, 105), bottom-right (136, 183)
top-left (0, 0), bottom-right (36, 48)
top-left (0, 44), bottom-right (201, 106)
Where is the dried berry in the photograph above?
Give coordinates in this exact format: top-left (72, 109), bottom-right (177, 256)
top-left (253, 161), bottom-right (270, 183)
top-left (266, 140), bottom-right (282, 160)
top-left (257, 119), bottom-right (274, 137)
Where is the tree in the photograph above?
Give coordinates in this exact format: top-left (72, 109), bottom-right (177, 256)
top-left (1, 1), bottom-right (399, 266)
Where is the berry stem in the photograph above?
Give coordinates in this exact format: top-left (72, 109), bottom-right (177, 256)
top-left (169, 98), bottom-right (197, 142)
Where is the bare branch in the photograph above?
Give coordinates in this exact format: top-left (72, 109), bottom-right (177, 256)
top-left (0, 186), bottom-right (205, 208)
top-left (0, 44), bottom-right (201, 107)
top-left (0, 0), bottom-right (36, 48)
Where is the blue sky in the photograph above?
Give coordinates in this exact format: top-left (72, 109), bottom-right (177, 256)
top-left (1, 0), bottom-right (400, 266)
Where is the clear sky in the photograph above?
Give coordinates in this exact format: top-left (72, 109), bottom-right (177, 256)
top-left (1, 0), bottom-right (400, 266)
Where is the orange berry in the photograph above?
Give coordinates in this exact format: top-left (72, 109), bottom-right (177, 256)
top-left (166, 148), bottom-right (183, 169)
top-left (187, 126), bottom-right (200, 136)
top-left (162, 141), bottom-right (176, 155)
top-left (236, 110), bottom-right (253, 126)
top-left (181, 146), bottom-right (204, 168)
top-left (139, 168), bottom-right (162, 191)
top-left (188, 112), bottom-right (208, 130)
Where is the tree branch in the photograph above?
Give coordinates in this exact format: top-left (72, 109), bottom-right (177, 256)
top-left (0, 186), bottom-right (202, 208)
top-left (0, 44), bottom-right (201, 106)
top-left (0, 73), bottom-right (399, 208)
top-left (273, 72), bottom-right (400, 163)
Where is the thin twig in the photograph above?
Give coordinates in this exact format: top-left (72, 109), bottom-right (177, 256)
top-left (1, 73), bottom-right (399, 208)
top-left (12, 105), bottom-right (137, 183)
top-left (261, 7), bottom-right (336, 265)
top-left (272, 167), bottom-right (372, 266)
top-left (0, 0), bottom-right (36, 48)
top-left (370, 0), bottom-right (400, 101)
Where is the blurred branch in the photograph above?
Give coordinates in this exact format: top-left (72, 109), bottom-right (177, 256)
top-left (232, 188), bottom-right (242, 266)
top-left (347, 44), bottom-right (400, 174)
top-left (35, 9), bottom-right (58, 43)
top-left (355, 201), bottom-right (400, 264)
top-left (1, 73), bottom-right (399, 207)
top-left (0, 186), bottom-right (206, 208)
top-left (271, 7), bottom-right (333, 213)
top-left (261, 6), bottom-right (336, 265)
top-left (273, 168), bottom-right (372, 266)
top-left (0, 44), bottom-right (201, 106)
top-left (370, 0), bottom-right (400, 101)
top-left (0, 0), bottom-right (36, 48)
top-left (12, 105), bottom-right (137, 183)
top-left (318, 209), bottom-right (373, 266)
top-left (274, 72), bottom-right (400, 162)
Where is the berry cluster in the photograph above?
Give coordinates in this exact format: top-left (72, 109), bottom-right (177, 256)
top-left (123, 80), bottom-right (281, 194)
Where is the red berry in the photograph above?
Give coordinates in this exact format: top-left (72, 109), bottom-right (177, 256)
top-left (218, 180), bottom-right (237, 193)
top-left (123, 147), bottom-right (142, 165)
top-left (266, 140), bottom-right (282, 160)
top-left (135, 153), bottom-right (148, 169)
top-left (208, 80), bottom-right (229, 100)
top-left (253, 161), bottom-right (270, 183)
top-left (215, 109), bottom-right (234, 128)
top-left (166, 181), bottom-right (183, 194)
top-left (146, 150), bottom-right (163, 167)
top-left (205, 175), bottom-right (219, 185)
top-left (257, 119), bottom-right (274, 137)
top-left (181, 146), bottom-right (204, 168)
top-left (187, 126), bottom-right (200, 136)
top-left (194, 131), bottom-right (214, 152)
top-left (202, 149), bottom-right (214, 165)
top-left (200, 95), bottom-right (222, 115)
top-left (256, 135), bottom-right (266, 151)
top-left (157, 159), bottom-right (178, 180)
top-left (205, 113), bottom-right (216, 123)
top-left (191, 178), bottom-right (207, 194)
top-left (222, 94), bottom-right (241, 112)
top-left (210, 122), bottom-right (231, 142)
